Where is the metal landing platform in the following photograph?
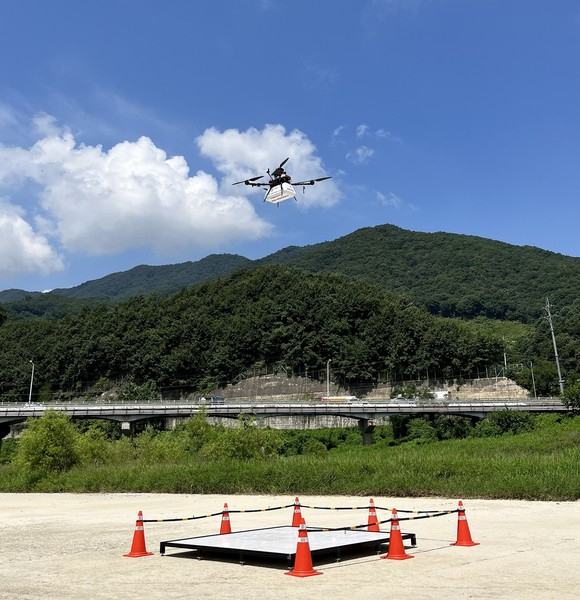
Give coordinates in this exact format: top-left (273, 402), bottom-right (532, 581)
top-left (160, 526), bottom-right (417, 566)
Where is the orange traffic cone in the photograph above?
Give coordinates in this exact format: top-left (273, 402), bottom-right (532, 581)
top-left (367, 498), bottom-right (380, 532)
top-left (220, 503), bottom-right (232, 534)
top-left (123, 510), bottom-right (153, 557)
top-left (380, 508), bottom-right (414, 560)
top-left (285, 518), bottom-right (323, 578)
top-left (451, 501), bottom-right (479, 547)
top-left (291, 497), bottom-right (302, 527)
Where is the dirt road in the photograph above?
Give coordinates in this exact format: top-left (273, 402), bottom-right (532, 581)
top-left (1, 493), bottom-right (578, 599)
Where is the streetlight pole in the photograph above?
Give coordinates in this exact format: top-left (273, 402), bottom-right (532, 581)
top-left (28, 360), bottom-right (34, 405)
top-left (326, 359), bottom-right (331, 398)
top-left (544, 298), bottom-right (565, 395)
top-left (530, 362), bottom-right (537, 400)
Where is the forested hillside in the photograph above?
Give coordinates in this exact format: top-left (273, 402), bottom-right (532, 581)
top-left (258, 225), bottom-right (580, 322)
top-left (3, 224), bottom-right (578, 323)
top-left (0, 266), bottom-right (504, 401)
top-left (50, 253), bottom-right (252, 300)
top-left (0, 253), bottom-right (251, 311)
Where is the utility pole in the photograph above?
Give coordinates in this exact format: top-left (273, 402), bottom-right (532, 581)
top-left (544, 298), bottom-right (565, 394)
top-left (28, 360), bottom-right (35, 405)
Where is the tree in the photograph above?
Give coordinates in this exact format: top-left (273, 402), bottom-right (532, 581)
top-left (184, 410), bottom-right (219, 452)
top-left (116, 379), bottom-right (159, 403)
top-left (561, 382), bottom-right (580, 414)
top-left (471, 410), bottom-right (535, 437)
top-left (406, 418), bottom-right (437, 443)
top-left (14, 410), bottom-right (79, 472)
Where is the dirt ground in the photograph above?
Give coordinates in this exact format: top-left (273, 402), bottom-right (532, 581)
top-left (1, 493), bottom-right (579, 599)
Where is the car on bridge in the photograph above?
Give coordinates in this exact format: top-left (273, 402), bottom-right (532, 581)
top-left (197, 395), bottom-right (225, 405)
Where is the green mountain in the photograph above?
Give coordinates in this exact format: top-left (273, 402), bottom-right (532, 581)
top-left (2, 224), bottom-right (579, 322)
top-left (0, 289), bottom-right (44, 303)
top-left (50, 253), bottom-right (252, 300)
top-left (258, 225), bottom-right (580, 321)
top-left (0, 254), bottom-right (252, 317)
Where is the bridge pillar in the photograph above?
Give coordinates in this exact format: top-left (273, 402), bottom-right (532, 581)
top-left (358, 418), bottom-right (377, 446)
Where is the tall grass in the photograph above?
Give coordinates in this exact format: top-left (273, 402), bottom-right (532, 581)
top-left (1, 421), bottom-right (579, 499)
top-left (0, 418), bottom-right (580, 500)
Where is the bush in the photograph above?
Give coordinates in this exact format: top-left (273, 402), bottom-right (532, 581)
top-left (199, 418), bottom-right (283, 460)
top-left (406, 418), bottom-right (438, 444)
top-left (472, 410), bottom-right (535, 437)
top-left (76, 427), bottom-right (112, 466)
top-left (434, 415), bottom-right (474, 440)
top-left (134, 427), bottom-right (189, 464)
top-left (184, 410), bottom-right (220, 451)
top-left (14, 410), bottom-right (80, 472)
top-left (0, 438), bottom-right (18, 464)
top-left (301, 438), bottom-right (328, 455)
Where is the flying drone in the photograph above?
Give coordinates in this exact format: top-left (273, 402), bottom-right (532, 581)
top-left (232, 158), bottom-right (331, 205)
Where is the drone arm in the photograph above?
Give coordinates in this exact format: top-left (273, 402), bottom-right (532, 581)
top-left (232, 175), bottom-right (264, 186)
top-left (291, 176), bottom-right (331, 187)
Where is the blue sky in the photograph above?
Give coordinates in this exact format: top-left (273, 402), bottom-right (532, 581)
top-left (1, 0), bottom-right (579, 292)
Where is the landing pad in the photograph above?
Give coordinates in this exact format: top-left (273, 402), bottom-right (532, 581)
top-left (160, 526), bottom-right (416, 566)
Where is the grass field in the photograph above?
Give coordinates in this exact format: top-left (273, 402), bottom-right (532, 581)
top-left (1, 413), bottom-right (579, 500)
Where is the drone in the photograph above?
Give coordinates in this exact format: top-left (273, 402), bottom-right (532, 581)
top-left (233, 157), bottom-right (331, 205)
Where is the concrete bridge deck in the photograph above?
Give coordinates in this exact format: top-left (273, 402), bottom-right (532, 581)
top-left (0, 397), bottom-right (565, 422)
top-left (0, 398), bottom-right (566, 444)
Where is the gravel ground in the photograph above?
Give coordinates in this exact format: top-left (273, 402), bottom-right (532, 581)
top-left (1, 493), bottom-right (579, 600)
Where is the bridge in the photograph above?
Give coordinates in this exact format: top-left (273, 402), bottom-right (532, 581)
top-left (0, 398), bottom-right (566, 445)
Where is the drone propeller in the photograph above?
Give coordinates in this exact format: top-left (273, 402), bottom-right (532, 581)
top-left (279, 157), bottom-right (289, 168)
top-left (292, 176), bottom-right (332, 186)
top-left (232, 175), bottom-right (264, 186)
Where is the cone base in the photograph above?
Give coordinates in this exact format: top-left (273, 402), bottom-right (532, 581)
top-left (380, 553), bottom-right (414, 560)
top-left (123, 550), bottom-right (154, 557)
top-left (450, 541), bottom-right (480, 547)
top-left (285, 569), bottom-right (323, 577)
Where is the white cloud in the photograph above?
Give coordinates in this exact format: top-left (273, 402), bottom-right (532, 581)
top-left (376, 191), bottom-right (401, 208)
top-left (341, 124), bottom-right (401, 165)
top-left (196, 124), bottom-right (340, 207)
top-left (346, 145), bottom-right (375, 164)
top-left (332, 125), bottom-right (346, 139)
top-left (356, 123), bottom-right (401, 142)
top-left (0, 119), bottom-right (273, 271)
top-left (0, 118), bottom-right (339, 280)
top-left (0, 199), bottom-right (63, 277)
top-left (33, 113), bottom-right (62, 138)
top-left (356, 124), bottom-right (369, 137)
top-left (375, 190), bottom-right (417, 211)
top-left (375, 128), bottom-right (401, 142)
